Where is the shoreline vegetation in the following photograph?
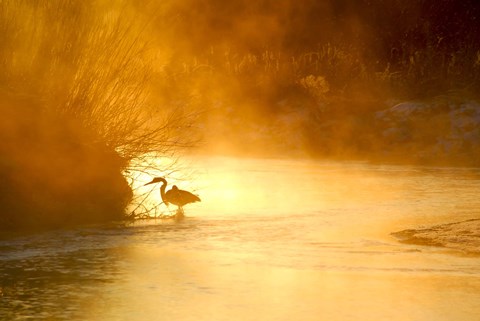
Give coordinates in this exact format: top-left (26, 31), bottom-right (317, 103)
top-left (1, 0), bottom-right (479, 230)
top-left (146, 0), bottom-right (480, 166)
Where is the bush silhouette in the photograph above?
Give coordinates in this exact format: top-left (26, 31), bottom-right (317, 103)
top-left (0, 1), bottom-right (182, 230)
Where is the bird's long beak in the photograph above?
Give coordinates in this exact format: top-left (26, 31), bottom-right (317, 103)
top-left (144, 179), bottom-right (156, 186)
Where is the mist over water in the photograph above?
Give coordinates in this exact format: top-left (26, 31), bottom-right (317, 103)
top-left (2, 157), bottom-right (480, 320)
top-left (1, 1), bottom-right (480, 320)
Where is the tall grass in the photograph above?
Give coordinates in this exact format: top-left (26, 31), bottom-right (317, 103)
top-left (154, 42), bottom-right (480, 125)
top-left (151, 39), bottom-right (480, 159)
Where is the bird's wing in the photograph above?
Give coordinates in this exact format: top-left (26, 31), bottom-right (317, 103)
top-left (165, 189), bottom-right (201, 206)
top-left (178, 190), bottom-right (201, 203)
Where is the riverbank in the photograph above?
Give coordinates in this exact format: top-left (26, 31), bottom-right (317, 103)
top-left (202, 98), bottom-right (480, 168)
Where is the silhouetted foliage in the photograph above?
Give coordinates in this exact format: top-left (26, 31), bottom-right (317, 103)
top-left (0, 0), bottom-right (195, 230)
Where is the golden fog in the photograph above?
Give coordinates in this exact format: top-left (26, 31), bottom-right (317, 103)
top-left (1, 0), bottom-right (479, 228)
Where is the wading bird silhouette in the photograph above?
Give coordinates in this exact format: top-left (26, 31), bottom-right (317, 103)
top-left (144, 177), bottom-right (201, 218)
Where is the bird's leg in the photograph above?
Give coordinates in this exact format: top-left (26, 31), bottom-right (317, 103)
top-left (161, 202), bottom-right (175, 217)
top-left (175, 206), bottom-right (185, 220)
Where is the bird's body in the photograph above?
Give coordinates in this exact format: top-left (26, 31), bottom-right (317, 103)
top-left (144, 177), bottom-right (200, 217)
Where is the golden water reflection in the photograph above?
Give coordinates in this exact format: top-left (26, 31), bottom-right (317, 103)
top-left (81, 245), bottom-right (480, 321)
top-left (2, 157), bottom-right (480, 320)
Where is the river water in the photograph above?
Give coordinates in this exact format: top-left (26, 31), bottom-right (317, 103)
top-left (1, 157), bottom-right (480, 320)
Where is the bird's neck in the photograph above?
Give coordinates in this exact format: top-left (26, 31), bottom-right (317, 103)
top-left (160, 182), bottom-right (167, 203)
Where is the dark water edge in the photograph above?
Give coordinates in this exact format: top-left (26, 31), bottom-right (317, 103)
top-left (0, 218), bottom-right (197, 320)
top-left (0, 224), bottom-right (117, 320)
top-left (392, 219), bottom-right (480, 255)
top-left (0, 219), bottom-right (127, 238)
